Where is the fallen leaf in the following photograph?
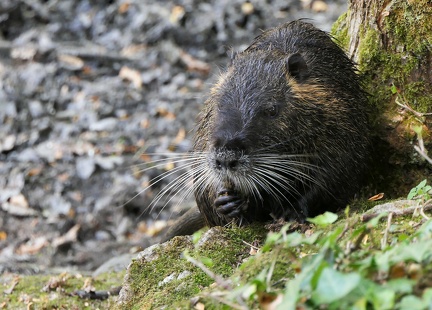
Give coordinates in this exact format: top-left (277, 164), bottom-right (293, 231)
top-left (0, 135), bottom-right (16, 153)
top-left (173, 127), bottom-right (186, 145)
top-left (16, 236), bottom-right (48, 255)
top-left (58, 54), bottom-right (84, 70)
top-left (27, 167), bottom-right (43, 177)
top-left (156, 107), bottom-right (176, 120)
top-left (0, 231), bottom-right (7, 241)
top-left (389, 262), bottom-right (406, 279)
top-left (1, 194), bottom-right (37, 216)
top-left (241, 2), bottom-right (254, 15)
top-left (118, 2), bottom-right (130, 14)
top-left (170, 5), bottom-right (185, 24)
top-left (42, 273), bottom-right (71, 292)
top-left (52, 224), bottom-right (81, 248)
top-left (11, 46), bottom-right (37, 60)
top-left (368, 193), bottom-right (385, 201)
top-left (180, 51), bottom-right (211, 75)
top-left (82, 278), bottom-right (95, 293)
top-left (145, 220), bottom-right (168, 237)
top-left (260, 292), bottom-right (283, 310)
top-left (311, 0), bottom-right (328, 12)
top-left (119, 66), bottom-right (142, 89)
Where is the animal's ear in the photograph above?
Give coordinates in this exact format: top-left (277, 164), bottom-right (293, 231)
top-left (286, 53), bottom-right (309, 82)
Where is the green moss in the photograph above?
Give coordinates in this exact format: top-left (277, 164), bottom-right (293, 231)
top-left (331, 11), bottom-right (349, 49)
top-left (331, 1), bottom-right (432, 196)
top-left (0, 271), bottom-right (124, 309)
top-left (116, 225), bottom-right (269, 309)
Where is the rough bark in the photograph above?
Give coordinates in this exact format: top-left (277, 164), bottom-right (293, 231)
top-left (333, 0), bottom-right (432, 196)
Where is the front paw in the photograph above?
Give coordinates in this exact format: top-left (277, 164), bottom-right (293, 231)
top-left (214, 189), bottom-right (247, 218)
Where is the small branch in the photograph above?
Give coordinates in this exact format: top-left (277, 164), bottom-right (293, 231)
top-left (419, 199), bottom-right (432, 220)
top-left (361, 202), bottom-right (432, 222)
top-left (414, 145), bottom-right (432, 165)
top-left (381, 212), bottom-right (393, 249)
top-left (242, 240), bottom-right (260, 251)
top-left (395, 96), bottom-right (432, 118)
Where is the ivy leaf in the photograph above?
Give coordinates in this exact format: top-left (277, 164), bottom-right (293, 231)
top-left (370, 289), bottom-right (395, 310)
top-left (398, 295), bottom-right (425, 310)
top-left (308, 212), bottom-right (338, 227)
top-left (311, 267), bottom-right (361, 304)
top-left (391, 239), bottom-right (432, 263)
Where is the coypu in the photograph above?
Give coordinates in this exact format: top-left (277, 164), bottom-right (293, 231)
top-left (163, 20), bottom-right (369, 240)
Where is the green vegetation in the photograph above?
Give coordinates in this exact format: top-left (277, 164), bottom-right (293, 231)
top-left (117, 187), bottom-right (432, 309)
top-left (0, 271), bottom-right (124, 309)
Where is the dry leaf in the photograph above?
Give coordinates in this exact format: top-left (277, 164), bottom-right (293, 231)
top-left (1, 193), bottom-right (37, 216)
top-left (260, 292), bottom-right (283, 310)
top-left (180, 51), bottom-right (211, 75)
top-left (0, 231), bottom-right (7, 241)
top-left (42, 273), bottom-right (70, 292)
top-left (58, 54), bottom-right (84, 70)
top-left (241, 2), bottom-right (254, 15)
top-left (311, 0), bottom-right (328, 12)
top-left (118, 2), bottom-right (130, 14)
top-left (52, 224), bottom-right (80, 248)
top-left (16, 236), bottom-right (48, 255)
top-left (389, 262), bottom-right (406, 279)
top-left (119, 66), bottom-right (142, 89)
top-left (140, 118), bottom-right (150, 129)
top-left (156, 107), bottom-right (176, 120)
top-left (145, 220), bottom-right (168, 237)
top-left (0, 135), bottom-right (16, 152)
top-left (368, 193), bottom-right (384, 201)
top-left (173, 127), bottom-right (186, 145)
top-left (170, 5), bottom-right (185, 24)
top-left (82, 278), bottom-right (95, 293)
top-left (27, 167), bottom-right (43, 177)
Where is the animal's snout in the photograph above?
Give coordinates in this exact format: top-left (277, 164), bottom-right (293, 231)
top-left (212, 147), bottom-right (246, 172)
top-left (215, 156), bottom-right (239, 171)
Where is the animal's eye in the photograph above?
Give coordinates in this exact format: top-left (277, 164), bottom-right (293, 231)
top-left (265, 105), bottom-right (279, 118)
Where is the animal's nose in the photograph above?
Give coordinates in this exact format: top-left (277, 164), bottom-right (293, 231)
top-left (215, 157), bottom-right (239, 170)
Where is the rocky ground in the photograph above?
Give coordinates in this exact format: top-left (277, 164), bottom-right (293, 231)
top-left (0, 0), bottom-right (347, 275)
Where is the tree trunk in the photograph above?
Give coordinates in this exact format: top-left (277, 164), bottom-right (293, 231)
top-left (332, 0), bottom-right (432, 196)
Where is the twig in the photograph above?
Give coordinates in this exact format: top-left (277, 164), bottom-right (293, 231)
top-left (351, 228), bottom-right (368, 253)
top-left (381, 212), bottom-right (393, 249)
top-left (395, 96), bottom-right (432, 118)
top-left (419, 199), bottom-right (432, 220)
top-left (336, 220), bottom-right (353, 243)
top-left (242, 240), bottom-right (260, 251)
top-left (361, 203), bottom-right (432, 222)
top-left (414, 145), bottom-right (432, 165)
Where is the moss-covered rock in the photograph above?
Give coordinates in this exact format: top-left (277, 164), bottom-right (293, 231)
top-left (115, 225), bottom-right (268, 309)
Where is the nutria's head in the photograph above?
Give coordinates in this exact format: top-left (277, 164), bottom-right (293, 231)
top-left (193, 49), bottom-right (329, 220)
